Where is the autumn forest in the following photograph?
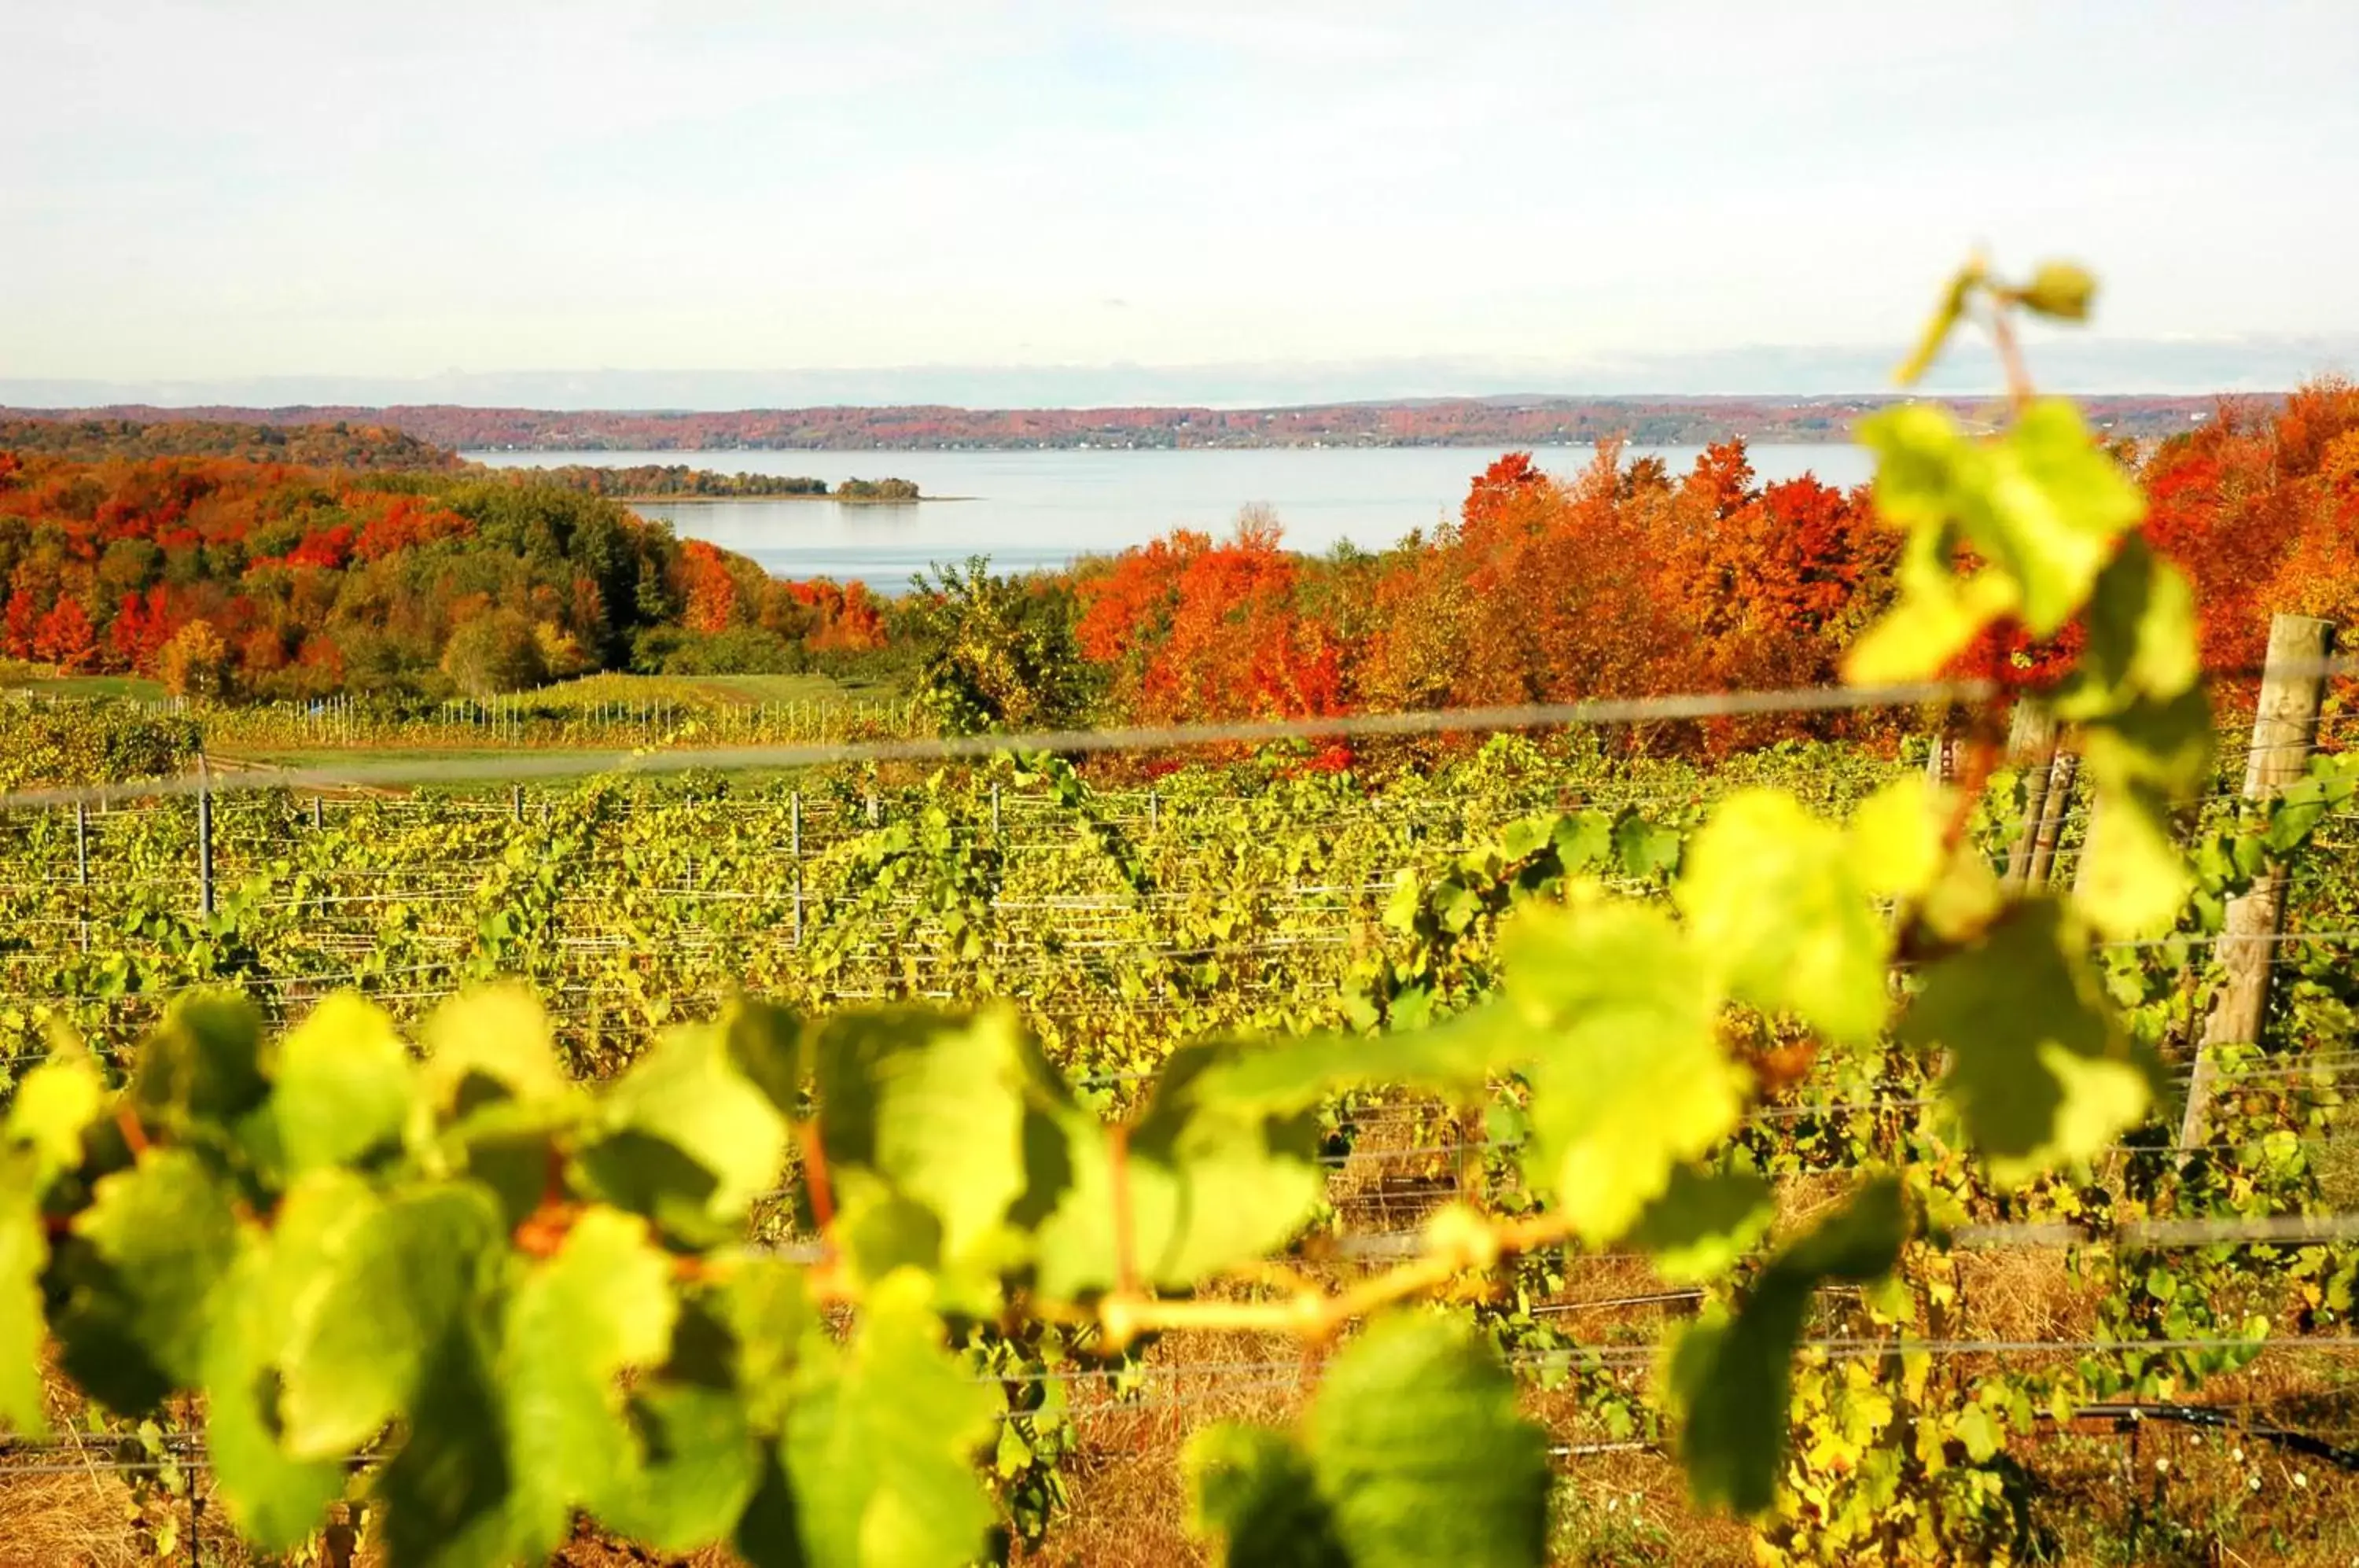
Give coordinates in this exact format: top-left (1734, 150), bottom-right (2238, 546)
top-left (2, 381), bottom-right (2356, 728)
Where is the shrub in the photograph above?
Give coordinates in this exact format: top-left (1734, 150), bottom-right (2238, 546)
top-left (440, 609), bottom-right (547, 697)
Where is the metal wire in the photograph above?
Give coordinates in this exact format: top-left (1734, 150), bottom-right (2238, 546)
top-left (0, 679), bottom-right (1995, 809)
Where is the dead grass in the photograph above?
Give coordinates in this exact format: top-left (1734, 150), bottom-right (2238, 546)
top-left (0, 1467), bottom-right (142, 1568)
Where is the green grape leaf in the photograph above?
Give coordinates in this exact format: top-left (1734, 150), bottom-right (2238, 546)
top-left (131, 991), bottom-right (269, 1134)
top-left (2071, 777), bottom-right (2198, 940)
top-left (2013, 260), bottom-right (2096, 322)
top-left (776, 1269), bottom-right (996, 1568)
top-left (0, 1178), bottom-right (48, 1434)
top-left (1979, 399), bottom-right (2147, 631)
top-left (719, 1253), bottom-right (821, 1436)
top-left (1612, 813), bottom-right (1684, 880)
top-left (51, 1147), bottom-right (241, 1414)
top-left (374, 1316), bottom-right (515, 1568)
top-left (499, 1206), bottom-right (680, 1558)
top-left (1846, 399), bottom-right (2144, 680)
top-left (1186, 1423), bottom-right (1349, 1567)
top-left (1551, 809), bottom-right (1615, 869)
top-left (1307, 1315), bottom-right (1549, 1567)
top-left (1846, 775), bottom-right (1948, 901)
top-left (1499, 899), bottom-right (1745, 1240)
top-left (1621, 1165), bottom-right (1776, 1283)
top-left (1845, 525), bottom-right (2018, 684)
top-left (1894, 262), bottom-right (1979, 385)
top-left (1032, 1039), bottom-right (1327, 1299)
top-left (274, 992), bottom-right (416, 1176)
top-left (1675, 790), bottom-right (1890, 1043)
top-left (1669, 1176), bottom-right (1906, 1514)
top-left (2053, 537), bottom-right (2202, 715)
top-left (1186, 1016), bottom-right (1507, 1110)
top-left (808, 1007), bottom-right (1045, 1295)
top-left (4, 1050), bottom-right (105, 1180)
top-left (436, 1097), bottom-right (583, 1232)
top-left (1899, 900), bottom-right (2162, 1183)
top-left (574, 1017), bottom-right (790, 1246)
top-left (2049, 539), bottom-right (2211, 937)
top-left (420, 984), bottom-right (569, 1122)
top-left (591, 1382), bottom-right (764, 1553)
top-left (1189, 1316), bottom-right (1547, 1568)
top-left (278, 1182), bottom-right (506, 1456)
top-left (723, 996), bottom-right (808, 1116)
top-left (202, 1235), bottom-right (348, 1549)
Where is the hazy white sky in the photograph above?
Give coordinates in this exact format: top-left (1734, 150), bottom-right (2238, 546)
top-left (3, 0), bottom-right (2354, 401)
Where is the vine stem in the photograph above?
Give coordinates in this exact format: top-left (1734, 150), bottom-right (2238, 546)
top-left (1109, 1123), bottom-right (1139, 1298)
top-left (1986, 300), bottom-right (2036, 414)
top-left (114, 1103), bottom-right (151, 1163)
top-left (1095, 1207), bottom-right (1577, 1351)
top-left (796, 1119), bottom-right (838, 1256)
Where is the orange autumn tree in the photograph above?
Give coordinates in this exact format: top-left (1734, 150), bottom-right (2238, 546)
top-left (1356, 445), bottom-right (1691, 713)
top-left (1076, 511), bottom-right (1343, 723)
top-left (676, 539), bottom-right (746, 632)
top-left (1657, 448), bottom-right (1897, 699)
top-left (2140, 378), bottom-right (2359, 668)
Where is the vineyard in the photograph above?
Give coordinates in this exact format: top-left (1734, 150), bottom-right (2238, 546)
top-left (11, 268), bottom-right (2359, 1567)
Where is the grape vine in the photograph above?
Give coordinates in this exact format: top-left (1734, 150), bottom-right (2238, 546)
top-left (5, 261), bottom-right (2353, 1566)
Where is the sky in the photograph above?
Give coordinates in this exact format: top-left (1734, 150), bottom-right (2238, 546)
top-left (3, 0), bottom-right (2355, 406)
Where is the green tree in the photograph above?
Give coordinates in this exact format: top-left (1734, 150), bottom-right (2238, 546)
top-left (901, 557), bottom-right (1099, 735)
top-left (440, 609), bottom-right (547, 697)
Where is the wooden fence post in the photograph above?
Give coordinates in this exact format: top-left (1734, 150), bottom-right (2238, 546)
top-left (790, 791), bottom-right (805, 948)
top-left (2003, 703), bottom-right (2060, 887)
top-left (2182, 613), bottom-right (2336, 1147)
top-left (2026, 750), bottom-right (2079, 888)
top-left (1922, 734), bottom-right (1954, 789)
top-left (196, 756), bottom-right (215, 918)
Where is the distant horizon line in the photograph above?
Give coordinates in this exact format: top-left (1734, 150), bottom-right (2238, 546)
top-left (0, 389), bottom-right (2285, 418)
top-left (2, 333), bottom-right (2347, 412)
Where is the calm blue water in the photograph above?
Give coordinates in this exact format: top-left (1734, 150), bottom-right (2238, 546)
top-left (470, 444), bottom-right (1875, 588)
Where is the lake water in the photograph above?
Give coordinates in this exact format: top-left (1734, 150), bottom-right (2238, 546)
top-left (469, 444), bottom-right (1875, 588)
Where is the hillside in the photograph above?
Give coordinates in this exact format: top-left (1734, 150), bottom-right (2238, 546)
top-left (0, 450), bottom-right (887, 701)
top-left (0, 393), bottom-right (2248, 452)
top-left (0, 415), bottom-right (462, 469)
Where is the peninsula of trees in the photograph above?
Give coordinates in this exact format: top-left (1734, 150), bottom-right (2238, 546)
top-left (519, 465), bottom-right (919, 502)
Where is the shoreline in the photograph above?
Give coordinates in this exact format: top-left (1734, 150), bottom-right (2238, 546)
top-left (609, 491), bottom-right (973, 504)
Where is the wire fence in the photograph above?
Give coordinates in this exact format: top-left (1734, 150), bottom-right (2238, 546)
top-left (11, 657), bottom-right (2359, 1515)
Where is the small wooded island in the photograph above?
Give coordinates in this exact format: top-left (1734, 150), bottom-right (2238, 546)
top-left (520, 463), bottom-right (922, 502)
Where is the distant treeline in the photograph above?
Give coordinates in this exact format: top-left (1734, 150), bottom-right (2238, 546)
top-left (0, 395), bottom-right (2259, 452)
top-left (0, 417), bottom-right (461, 470)
top-left (0, 421), bottom-right (922, 502)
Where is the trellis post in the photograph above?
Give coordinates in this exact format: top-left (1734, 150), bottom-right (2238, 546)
top-left (2026, 751), bottom-right (2080, 887)
top-left (196, 755), bottom-right (215, 917)
top-left (2184, 613), bottom-right (2335, 1147)
top-left (2003, 703), bottom-right (2060, 887)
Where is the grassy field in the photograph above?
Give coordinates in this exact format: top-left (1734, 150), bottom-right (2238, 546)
top-left (524, 668), bottom-right (906, 709)
top-left (0, 666), bottom-right (168, 701)
top-left (3, 662), bottom-right (900, 715)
